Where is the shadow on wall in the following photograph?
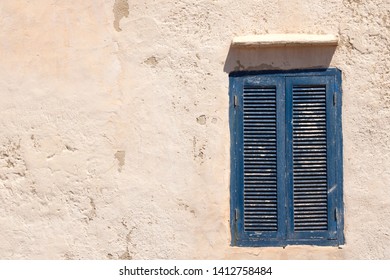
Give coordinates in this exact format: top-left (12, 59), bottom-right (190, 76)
top-left (223, 45), bottom-right (337, 73)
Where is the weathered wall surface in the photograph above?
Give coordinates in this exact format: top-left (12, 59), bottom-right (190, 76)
top-left (0, 0), bottom-right (389, 259)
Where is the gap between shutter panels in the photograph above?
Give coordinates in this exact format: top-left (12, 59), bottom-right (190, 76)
top-left (292, 85), bottom-right (328, 232)
top-left (243, 86), bottom-right (278, 232)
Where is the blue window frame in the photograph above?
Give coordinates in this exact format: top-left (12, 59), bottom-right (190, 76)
top-left (229, 69), bottom-right (344, 247)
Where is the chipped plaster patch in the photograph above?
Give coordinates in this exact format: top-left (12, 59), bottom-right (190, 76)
top-left (196, 115), bottom-right (207, 125)
top-left (115, 150), bottom-right (126, 172)
top-left (113, 0), bottom-right (129, 32)
top-left (0, 138), bottom-right (27, 180)
top-left (144, 56), bottom-right (159, 67)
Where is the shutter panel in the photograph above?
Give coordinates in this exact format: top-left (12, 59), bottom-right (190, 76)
top-left (231, 75), bottom-right (286, 245)
top-left (286, 76), bottom-right (337, 241)
top-left (292, 84), bottom-right (328, 231)
top-left (243, 85), bottom-right (278, 232)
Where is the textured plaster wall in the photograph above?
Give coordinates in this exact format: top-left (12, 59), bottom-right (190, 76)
top-left (0, 0), bottom-right (389, 259)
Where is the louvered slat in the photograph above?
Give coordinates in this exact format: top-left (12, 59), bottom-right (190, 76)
top-left (243, 86), bottom-right (277, 232)
top-left (292, 85), bottom-right (328, 232)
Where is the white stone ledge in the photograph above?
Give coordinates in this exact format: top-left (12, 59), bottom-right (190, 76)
top-left (232, 34), bottom-right (339, 47)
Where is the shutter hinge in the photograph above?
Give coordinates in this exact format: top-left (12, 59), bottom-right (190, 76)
top-left (235, 208), bottom-right (238, 221)
top-left (334, 208), bottom-right (338, 221)
top-left (234, 95), bottom-right (238, 108)
top-left (333, 92), bottom-right (336, 106)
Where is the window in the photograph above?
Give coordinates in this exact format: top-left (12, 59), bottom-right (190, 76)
top-left (229, 69), bottom-right (344, 246)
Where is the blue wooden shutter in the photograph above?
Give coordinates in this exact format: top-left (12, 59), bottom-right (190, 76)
top-left (230, 69), bottom-right (344, 247)
top-left (230, 75), bottom-right (286, 246)
top-left (286, 76), bottom-right (339, 243)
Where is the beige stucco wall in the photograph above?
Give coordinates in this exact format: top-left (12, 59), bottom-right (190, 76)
top-left (0, 0), bottom-right (389, 259)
